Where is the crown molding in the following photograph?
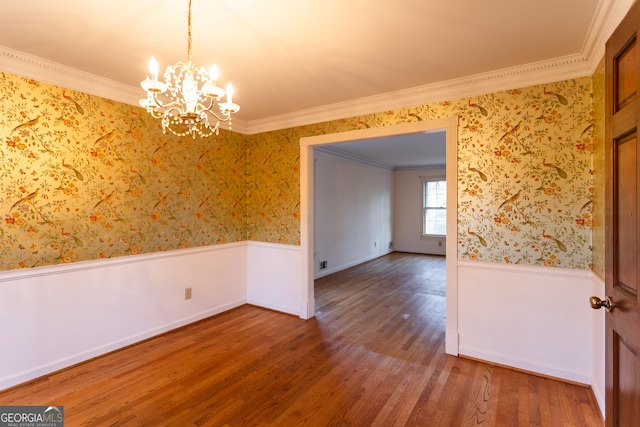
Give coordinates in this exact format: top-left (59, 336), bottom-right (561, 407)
top-left (1, 46), bottom-right (141, 107)
top-left (0, 0), bottom-right (632, 136)
top-left (581, 0), bottom-right (635, 73)
top-left (245, 53), bottom-right (593, 134)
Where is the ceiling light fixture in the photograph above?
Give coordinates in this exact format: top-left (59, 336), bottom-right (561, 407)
top-left (139, 0), bottom-right (239, 138)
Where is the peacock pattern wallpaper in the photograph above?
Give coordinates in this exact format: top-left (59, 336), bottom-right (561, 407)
top-left (0, 72), bottom-right (247, 270)
top-left (248, 77), bottom-right (595, 270)
top-left (1, 70), bottom-right (595, 271)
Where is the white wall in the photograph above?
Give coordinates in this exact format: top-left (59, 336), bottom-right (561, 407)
top-left (393, 167), bottom-right (446, 255)
top-left (313, 149), bottom-right (394, 278)
top-left (458, 260), bottom-right (595, 384)
top-left (247, 241), bottom-right (303, 316)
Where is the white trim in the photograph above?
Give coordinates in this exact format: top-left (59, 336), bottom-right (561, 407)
top-left (0, 241), bottom-right (246, 283)
top-left (300, 116), bottom-right (459, 354)
top-left (0, 46), bottom-right (141, 107)
top-left (457, 259), bottom-right (594, 278)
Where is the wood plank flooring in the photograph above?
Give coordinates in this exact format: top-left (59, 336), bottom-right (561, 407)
top-left (0, 252), bottom-right (603, 426)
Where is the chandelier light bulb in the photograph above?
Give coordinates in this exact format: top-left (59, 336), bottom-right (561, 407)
top-left (226, 82), bottom-right (234, 104)
top-left (148, 56), bottom-right (159, 82)
top-left (209, 65), bottom-right (219, 82)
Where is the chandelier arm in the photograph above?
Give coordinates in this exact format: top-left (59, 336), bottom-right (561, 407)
top-left (203, 108), bottom-right (232, 122)
top-left (147, 93), bottom-right (167, 110)
top-left (147, 109), bottom-right (165, 119)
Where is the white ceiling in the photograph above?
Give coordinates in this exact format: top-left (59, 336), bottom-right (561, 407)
top-left (317, 131), bottom-right (446, 169)
top-left (0, 0), bottom-right (634, 136)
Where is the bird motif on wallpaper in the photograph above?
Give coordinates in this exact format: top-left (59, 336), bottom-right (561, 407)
top-left (468, 100), bottom-right (488, 116)
top-left (10, 188), bottom-right (39, 211)
top-left (93, 130), bottom-right (123, 160)
top-left (467, 228), bottom-right (488, 247)
top-left (11, 116), bottom-right (39, 133)
top-left (62, 159), bottom-right (84, 181)
top-left (498, 121), bottom-right (530, 154)
top-left (9, 188), bottom-right (50, 223)
top-left (542, 159), bottom-right (568, 179)
top-left (542, 230), bottom-right (567, 252)
top-left (468, 164), bottom-right (488, 182)
top-left (62, 90), bottom-right (84, 114)
top-left (10, 116), bottom-right (54, 153)
top-left (93, 191), bottom-right (113, 211)
top-left (498, 190), bottom-right (521, 210)
top-left (497, 190), bottom-right (533, 225)
top-left (93, 191), bottom-right (123, 222)
top-left (543, 87), bottom-right (568, 105)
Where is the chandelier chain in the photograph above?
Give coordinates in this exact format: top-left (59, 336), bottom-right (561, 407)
top-left (187, 0), bottom-right (192, 62)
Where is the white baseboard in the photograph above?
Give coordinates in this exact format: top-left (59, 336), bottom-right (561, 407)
top-left (314, 251), bottom-right (391, 279)
top-left (459, 345), bottom-right (591, 384)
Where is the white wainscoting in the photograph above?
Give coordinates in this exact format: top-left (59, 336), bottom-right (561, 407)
top-left (458, 260), bottom-right (594, 384)
top-left (246, 241), bottom-right (303, 317)
top-left (0, 243), bottom-right (248, 390)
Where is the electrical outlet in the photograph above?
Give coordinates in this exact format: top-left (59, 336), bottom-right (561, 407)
top-left (319, 260), bottom-right (328, 270)
top-left (185, 287), bottom-right (192, 300)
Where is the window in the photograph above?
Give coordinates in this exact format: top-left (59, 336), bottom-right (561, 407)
top-left (423, 179), bottom-right (446, 236)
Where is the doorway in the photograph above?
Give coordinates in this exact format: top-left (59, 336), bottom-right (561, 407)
top-left (299, 116), bottom-right (459, 355)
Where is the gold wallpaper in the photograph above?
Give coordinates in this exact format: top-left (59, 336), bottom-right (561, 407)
top-left (248, 78), bottom-right (595, 269)
top-left (1, 70), bottom-right (595, 271)
top-left (591, 57), bottom-right (605, 278)
top-left (0, 72), bottom-right (247, 270)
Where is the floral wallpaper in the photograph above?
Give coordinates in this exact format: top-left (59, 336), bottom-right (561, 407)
top-left (1, 69), bottom-right (595, 272)
top-left (248, 77), bottom-right (594, 270)
top-left (0, 72), bottom-right (246, 271)
top-left (591, 58), bottom-right (606, 278)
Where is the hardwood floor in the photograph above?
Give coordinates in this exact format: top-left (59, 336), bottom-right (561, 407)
top-left (0, 253), bottom-right (603, 426)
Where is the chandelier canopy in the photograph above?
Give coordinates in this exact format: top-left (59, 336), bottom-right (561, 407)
top-left (139, 0), bottom-right (240, 138)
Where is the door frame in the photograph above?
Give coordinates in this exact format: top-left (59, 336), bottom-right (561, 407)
top-left (299, 116), bottom-right (460, 355)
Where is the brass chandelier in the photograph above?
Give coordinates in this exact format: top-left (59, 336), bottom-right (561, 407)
top-left (139, 0), bottom-right (240, 138)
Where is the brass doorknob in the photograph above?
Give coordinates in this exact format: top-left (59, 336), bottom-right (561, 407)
top-left (590, 296), bottom-right (614, 312)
